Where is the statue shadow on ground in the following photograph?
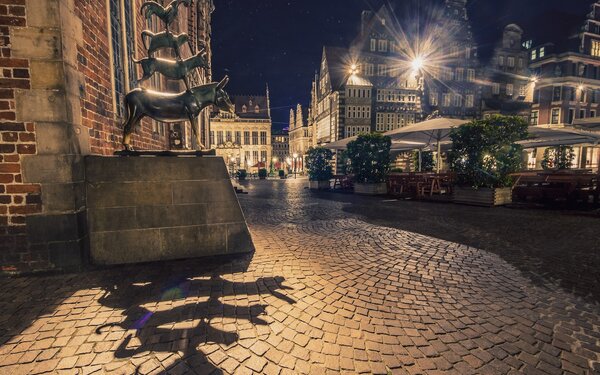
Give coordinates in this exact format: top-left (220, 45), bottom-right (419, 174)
top-left (92, 253), bottom-right (294, 374)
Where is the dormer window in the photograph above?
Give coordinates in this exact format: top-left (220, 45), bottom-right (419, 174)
top-left (249, 100), bottom-right (253, 106)
top-left (255, 105), bottom-right (260, 113)
top-left (242, 105), bottom-right (247, 113)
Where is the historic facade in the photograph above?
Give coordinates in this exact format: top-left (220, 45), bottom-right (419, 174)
top-left (0, 0), bottom-right (214, 273)
top-left (289, 104), bottom-right (313, 167)
top-left (482, 24), bottom-right (533, 119)
top-left (528, 0), bottom-right (600, 169)
top-left (313, 6), bottom-right (423, 146)
top-left (210, 91), bottom-right (273, 172)
top-left (271, 129), bottom-right (289, 164)
top-left (423, 0), bottom-right (481, 119)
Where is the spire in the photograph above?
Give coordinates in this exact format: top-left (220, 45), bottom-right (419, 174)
top-left (289, 108), bottom-right (295, 129)
top-left (266, 83), bottom-right (271, 118)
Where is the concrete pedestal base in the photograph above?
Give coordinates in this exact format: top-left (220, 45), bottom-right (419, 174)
top-left (85, 156), bottom-right (254, 265)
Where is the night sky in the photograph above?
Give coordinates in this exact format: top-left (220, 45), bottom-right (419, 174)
top-left (212, 0), bottom-right (592, 129)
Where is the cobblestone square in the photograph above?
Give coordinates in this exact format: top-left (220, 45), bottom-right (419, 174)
top-left (0, 180), bottom-right (599, 374)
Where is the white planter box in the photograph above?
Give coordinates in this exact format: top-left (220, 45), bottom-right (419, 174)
top-left (453, 187), bottom-right (513, 207)
top-left (354, 182), bottom-right (388, 196)
top-left (309, 180), bottom-right (330, 190)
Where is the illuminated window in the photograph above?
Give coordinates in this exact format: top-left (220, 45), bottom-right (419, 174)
top-left (539, 47), bottom-right (545, 58)
top-left (530, 111), bottom-right (539, 125)
top-left (492, 83), bottom-right (500, 95)
top-left (551, 108), bottom-right (560, 124)
top-left (378, 40), bottom-right (388, 52)
top-left (442, 93), bottom-right (451, 107)
top-left (455, 68), bottom-right (464, 81)
top-left (498, 56), bottom-right (505, 66)
top-left (553, 86), bottom-right (562, 101)
top-left (593, 40), bottom-right (600, 57)
top-left (465, 94), bottom-right (474, 108)
top-left (429, 91), bottom-right (438, 106)
top-left (531, 50), bottom-right (537, 60)
top-left (506, 84), bottom-right (514, 96)
top-left (519, 85), bottom-right (527, 97)
top-left (370, 39), bottom-right (376, 51)
top-left (507, 57), bottom-right (515, 67)
top-left (453, 94), bottom-right (462, 107)
top-left (467, 69), bottom-right (475, 82)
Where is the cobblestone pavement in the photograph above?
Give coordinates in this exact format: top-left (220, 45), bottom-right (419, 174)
top-left (1, 179), bottom-right (599, 374)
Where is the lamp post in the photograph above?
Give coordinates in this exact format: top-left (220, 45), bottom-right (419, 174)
top-left (272, 157), bottom-right (278, 176)
top-left (293, 153), bottom-right (298, 179)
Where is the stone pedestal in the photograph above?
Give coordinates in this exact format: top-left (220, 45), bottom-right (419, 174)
top-left (85, 156), bottom-right (254, 265)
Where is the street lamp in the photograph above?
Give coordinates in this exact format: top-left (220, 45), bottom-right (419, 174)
top-left (349, 63), bottom-right (359, 75)
top-left (229, 156), bottom-right (236, 178)
top-left (411, 56), bottom-right (424, 72)
top-left (293, 153), bottom-right (299, 179)
top-left (271, 157), bottom-right (278, 176)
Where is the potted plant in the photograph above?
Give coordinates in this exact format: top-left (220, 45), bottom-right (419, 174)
top-left (279, 169), bottom-right (286, 179)
top-left (448, 115), bottom-right (528, 206)
top-left (541, 145), bottom-right (575, 171)
top-left (305, 147), bottom-right (333, 189)
top-left (412, 150), bottom-right (435, 172)
top-left (258, 168), bottom-right (268, 180)
top-left (236, 169), bottom-right (247, 181)
top-left (346, 133), bottom-right (392, 195)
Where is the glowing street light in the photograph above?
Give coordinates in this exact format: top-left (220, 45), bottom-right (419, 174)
top-left (349, 63), bottom-right (359, 75)
top-left (411, 56), bottom-right (424, 72)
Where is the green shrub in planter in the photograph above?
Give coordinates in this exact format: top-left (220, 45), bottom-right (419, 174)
top-left (305, 147), bottom-right (334, 181)
top-left (448, 115), bottom-right (528, 189)
top-left (278, 170), bottom-right (286, 179)
top-left (236, 169), bottom-right (247, 180)
top-left (541, 146), bottom-right (575, 170)
top-left (346, 133), bottom-right (392, 183)
top-left (258, 168), bottom-right (268, 179)
top-left (412, 150), bottom-right (435, 172)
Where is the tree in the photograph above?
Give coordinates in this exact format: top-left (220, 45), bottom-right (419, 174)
top-left (541, 146), bottom-right (575, 170)
top-left (305, 147), bottom-right (334, 181)
top-left (412, 150), bottom-right (435, 172)
top-left (346, 133), bottom-right (392, 184)
top-left (448, 115), bottom-right (528, 188)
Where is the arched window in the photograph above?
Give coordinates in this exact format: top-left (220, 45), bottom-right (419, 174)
top-left (242, 105), bottom-right (247, 113)
top-left (255, 105), bottom-right (260, 113)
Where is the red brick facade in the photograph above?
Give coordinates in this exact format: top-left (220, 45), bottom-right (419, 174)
top-left (0, 0), bottom-right (43, 272)
top-left (0, 0), bottom-right (213, 273)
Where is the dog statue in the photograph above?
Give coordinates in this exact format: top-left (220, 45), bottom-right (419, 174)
top-left (133, 50), bottom-right (209, 82)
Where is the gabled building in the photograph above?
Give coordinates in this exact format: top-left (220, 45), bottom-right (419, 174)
top-left (313, 5), bottom-right (423, 146)
top-left (289, 104), bottom-right (313, 167)
top-left (528, 0), bottom-right (600, 170)
top-left (482, 24), bottom-right (533, 119)
top-left (423, 0), bottom-right (481, 119)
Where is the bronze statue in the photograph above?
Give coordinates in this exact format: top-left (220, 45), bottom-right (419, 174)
top-left (122, 0), bottom-right (232, 151)
top-left (133, 51), bottom-right (209, 82)
top-left (122, 77), bottom-right (234, 151)
top-left (141, 0), bottom-right (192, 26)
top-left (141, 30), bottom-right (189, 57)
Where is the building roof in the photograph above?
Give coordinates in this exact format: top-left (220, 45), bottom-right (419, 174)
top-left (323, 46), bottom-right (351, 91)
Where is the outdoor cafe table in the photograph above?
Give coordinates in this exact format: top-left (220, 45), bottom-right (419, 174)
top-left (388, 172), bottom-right (454, 198)
top-left (511, 170), bottom-right (599, 204)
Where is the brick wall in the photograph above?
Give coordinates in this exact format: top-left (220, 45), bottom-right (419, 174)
top-left (0, 0), bottom-right (209, 274)
top-left (75, 0), bottom-right (169, 155)
top-left (0, 0), bottom-right (44, 273)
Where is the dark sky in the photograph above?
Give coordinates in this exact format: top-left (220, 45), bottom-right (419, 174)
top-left (212, 0), bottom-right (592, 129)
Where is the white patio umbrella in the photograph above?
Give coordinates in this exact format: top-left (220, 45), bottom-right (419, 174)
top-left (384, 118), bottom-right (470, 172)
top-left (573, 117), bottom-right (600, 131)
top-left (518, 126), bottom-right (600, 148)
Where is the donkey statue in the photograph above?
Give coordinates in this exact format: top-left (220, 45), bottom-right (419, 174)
top-left (121, 76), bottom-right (234, 151)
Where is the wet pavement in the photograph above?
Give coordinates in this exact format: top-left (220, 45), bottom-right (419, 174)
top-left (0, 179), bottom-right (599, 374)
